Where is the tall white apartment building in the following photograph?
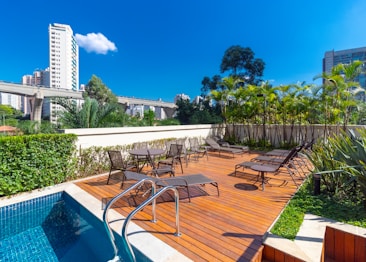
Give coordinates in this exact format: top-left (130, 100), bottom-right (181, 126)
top-left (48, 23), bottom-right (79, 124)
top-left (49, 23), bottom-right (79, 90)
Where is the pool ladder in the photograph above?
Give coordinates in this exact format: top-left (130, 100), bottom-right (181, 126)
top-left (103, 178), bottom-right (181, 262)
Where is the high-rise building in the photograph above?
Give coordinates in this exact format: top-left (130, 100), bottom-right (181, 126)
top-left (323, 47), bottom-right (366, 89)
top-left (21, 68), bottom-right (50, 116)
top-left (174, 93), bottom-right (190, 103)
top-left (48, 23), bottom-right (79, 124)
top-left (49, 23), bottom-right (79, 91)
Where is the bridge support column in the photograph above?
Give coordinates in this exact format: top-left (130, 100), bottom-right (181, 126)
top-left (164, 107), bottom-right (176, 118)
top-left (29, 91), bottom-right (44, 122)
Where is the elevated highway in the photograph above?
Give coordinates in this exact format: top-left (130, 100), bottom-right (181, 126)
top-left (0, 82), bottom-right (176, 121)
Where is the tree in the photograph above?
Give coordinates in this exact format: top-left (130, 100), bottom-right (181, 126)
top-left (210, 76), bottom-right (244, 123)
top-left (56, 97), bottom-right (120, 128)
top-left (175, 98), bottom-right (195, 125)
top-left (143, 109), bottom-right (155, 126)
top-left (201, 75), bottom-right (222, 96)
top-left (315, 60), bottom-right (364, 130)
top-left (220, 45), bottom-right (265, 85)
top-left (83, 75), bottom-right (118, 105)
top-left (175, 98), bottom-right (222, 125)
top-left (0, 104), bottom-right (23, 127)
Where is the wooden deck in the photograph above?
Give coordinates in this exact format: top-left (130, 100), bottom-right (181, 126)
top-left (75, 150), bottom-right (307, 262)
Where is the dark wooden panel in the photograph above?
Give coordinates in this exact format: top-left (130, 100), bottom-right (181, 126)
top-left (344, 231), bottom-right (355, 262)
top-left (354, 235), bottom-right (366, 262)
top-left (324, 227), bottom-right (335, 260)
top-left (334, 229), bottom-right (345, 261)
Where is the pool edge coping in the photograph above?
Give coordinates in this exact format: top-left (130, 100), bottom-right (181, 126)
top-left (0, 175), bottom-right (192, 262)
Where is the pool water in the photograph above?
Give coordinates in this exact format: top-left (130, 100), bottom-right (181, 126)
top-left (0, 192), bottom-right (116, 261)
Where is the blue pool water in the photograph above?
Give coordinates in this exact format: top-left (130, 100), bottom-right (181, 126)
top-left (0, 191), bottom-right (138, 262)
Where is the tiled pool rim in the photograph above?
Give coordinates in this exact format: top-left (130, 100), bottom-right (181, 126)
top-left (0, 174), bottom-right (191, 262)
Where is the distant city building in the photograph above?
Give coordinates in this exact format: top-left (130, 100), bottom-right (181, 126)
top-left (21, 68), bottom-right (50, 87)
top-left (48, 23), bottom-right (80, 124)
top-left (323, 47), bottom-right (366, 90)
top-left (0, 92), bottom-right (20, 112)
top-left (192, 96), bottom-right (203, 104)
top-left (21, 68), bottom-right (50, 117)
top-left (174, 93), bottom-right (190, 103)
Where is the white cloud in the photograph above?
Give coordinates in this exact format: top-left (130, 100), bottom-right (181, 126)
top-left (75, 32), bottom-right (117, 54)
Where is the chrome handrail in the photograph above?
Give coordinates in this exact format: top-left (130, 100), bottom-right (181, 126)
top-left (121, 186), bottom-right (180, 262)
top-left (103, 178), bottom-right (157, 261)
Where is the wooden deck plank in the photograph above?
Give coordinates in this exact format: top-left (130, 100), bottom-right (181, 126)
top-left (75, 151), bottom-right (307, 261)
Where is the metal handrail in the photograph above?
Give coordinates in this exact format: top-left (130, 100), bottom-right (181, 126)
top-left (121, 186), bottom-right (180, 262)
top-left (103, 178), bottom-right (157, 261)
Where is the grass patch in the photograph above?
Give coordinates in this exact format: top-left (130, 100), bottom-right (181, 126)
top-left (271, 178), bottom-right (366, 240)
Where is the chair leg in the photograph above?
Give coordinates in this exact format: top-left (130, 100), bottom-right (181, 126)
top-left (185, 186), bottom-right (191, 202)
top-left (120, 172), bottom-right (126, 188)
top-left (179, 158), bottom-right (184, 173)
top-left (106, 168), bottom-right (112, 184)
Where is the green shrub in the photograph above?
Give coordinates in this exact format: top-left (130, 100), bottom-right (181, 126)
top-left (271, 179), bottom-right (366, 239)
top-left (0, 134), bottom-right (77, 196)
top-left (77, 138), bottom-right (176, 177)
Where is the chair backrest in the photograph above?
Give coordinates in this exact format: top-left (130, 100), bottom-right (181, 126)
top-left (147, 150), bottom-right (174, 177)
top-left (146, 149), bottom-right (157, 169)
top-left (107, 150), bottom-right (126, 169)
top-left (168, 144), bottom-right (183, 158)
top-left (279, 146), bottom-right (301, 166)
top-left (189, 137), bottom-right (200, 150)
top-left (175, 138), bottom-right (188, 154)
top-left (205, 137), bottom-right (220, 149)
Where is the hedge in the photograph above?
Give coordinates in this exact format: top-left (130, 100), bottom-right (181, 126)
top-left (0, 134), bottom-right (78, 196)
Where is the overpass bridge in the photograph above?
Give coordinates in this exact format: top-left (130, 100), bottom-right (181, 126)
top-left (0, 81), bottom-right (176, 121)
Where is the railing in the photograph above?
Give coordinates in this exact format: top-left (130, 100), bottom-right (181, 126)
top-left (103, 179), bottom-right (181, 262)
top-left (121, 186), bottom-right (180, 262)
top-left (103, 178), bottom-right (157, 261)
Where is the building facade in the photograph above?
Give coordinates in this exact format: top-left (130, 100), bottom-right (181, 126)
top-left (323, 47), bottom-right (366, 89)
top-left (48, 23), bottom-right (79, 124)
top-left (49, 23), bottom-right (79, 91)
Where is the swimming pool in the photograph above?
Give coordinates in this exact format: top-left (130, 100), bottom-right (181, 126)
top-left (0, 182), bottom-right (190, 262)
top-left (0, 191), bottom-right (135, 261)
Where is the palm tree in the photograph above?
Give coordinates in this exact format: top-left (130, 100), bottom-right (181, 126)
top-left (56, 97), bottom-right (120, 128)
top-left (315, 60), bottom-right (364, 131)
top-left (210, 76), bottom-right (244, 124)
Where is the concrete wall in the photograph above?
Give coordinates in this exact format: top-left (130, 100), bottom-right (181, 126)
top-left (60, 123), bottom-right (365, 151)
top-left (61, 124), bottom-right (220, 150)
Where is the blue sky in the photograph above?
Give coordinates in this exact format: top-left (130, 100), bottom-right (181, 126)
top-left (1, 0), bottom-right (366, 102)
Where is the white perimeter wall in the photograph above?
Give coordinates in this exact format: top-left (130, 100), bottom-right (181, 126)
top-left (61, 124), bottom-right (219, 149)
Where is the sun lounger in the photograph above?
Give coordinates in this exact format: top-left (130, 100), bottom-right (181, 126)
top-left (123, 171), bottom-right (219, 202)
top-left (234, 146), bottom-right (301, 189)
top-left (205, 137), bottom-right (246, 158)
top-left (212, 136), bottom-right (249, 152)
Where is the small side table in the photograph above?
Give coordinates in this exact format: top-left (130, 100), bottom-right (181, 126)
top-left (250, 164), bottom-right (276, 191)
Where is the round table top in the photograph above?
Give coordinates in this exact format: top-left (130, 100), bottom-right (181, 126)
top-left (129, 148), bottom-right (165, 156)
top-left (251, 164), bottom-right (278, 173)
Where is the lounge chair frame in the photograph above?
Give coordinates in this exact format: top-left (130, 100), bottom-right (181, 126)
top-left (123, 171), bottom-right (219, 202)
top-left (205, 137), bottom-right (245, 158)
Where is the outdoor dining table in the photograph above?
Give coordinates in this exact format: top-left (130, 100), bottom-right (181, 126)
top-left (129, 148), bottom-right (165, 172)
